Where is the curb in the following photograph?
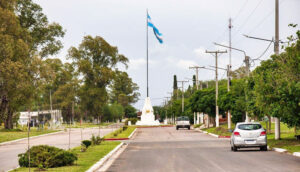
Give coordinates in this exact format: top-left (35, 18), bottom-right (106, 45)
top-left (104, 138), bottom-right (129, 141)
top-left (128, 128), bottom-right (137, 138)
top-left (103, 128), bottom-right (137, 141)
top-left (86, 142), bottom-right (125, 172)
top-left (272, 147), bottom-right (287, 153)
top-left (293, 152), bottom-right (300, 157)
top-left (0, 130), bottom-right (63, 146)
top-left (208, 133), bottom-right (219, 138)
top-left (196, 129), bottom-right (230, 139)
top-left (136, 125), bottom-right (173, 128)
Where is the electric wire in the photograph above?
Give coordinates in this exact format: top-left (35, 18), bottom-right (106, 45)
top-left (232, 0), bottom-right (264, 40)
top-left (232, 0), bottom-right (249, 22)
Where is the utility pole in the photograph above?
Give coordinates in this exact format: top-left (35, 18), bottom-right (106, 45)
top-left (242, 0), bottom-right (280, 139)
top-left (165, 96), bottom-right (171, 124)
top-left (69, 101), bottom-right (74, 150)
top-left (189, 66), bottom-right (204, 90)
top-left (274, 0), bottom-right (280, 140)
top-left (177, 81), bottom-right (189, 113)
top-left (50, 90), bottom-right (52, 111)
top-left (205, 50), bottom-right (227, 127)
top-left (228, 18), bottom-right (232, 129)
top-left (189, 66), bottom-right (204, 125)
top-left (27, 110), bottom-right (31, 172)
top-left (214, 43), bottom-right (251, 122)
top-left (167, 92), bottom-right (174, 123)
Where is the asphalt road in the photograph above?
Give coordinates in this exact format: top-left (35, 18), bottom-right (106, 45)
top-left (0, 125), bottom-right (119, 172)
top-left (107, 127), bottom-right (300, 172)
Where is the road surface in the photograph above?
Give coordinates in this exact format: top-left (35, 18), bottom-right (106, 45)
top-left (107, 127), bottom-right (300, 172)
top-left (0, 125), bottom-right (119, 172)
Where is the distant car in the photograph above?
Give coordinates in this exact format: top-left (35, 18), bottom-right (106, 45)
top-left (230, 122), bottom-right (267, 151)
top-left (176, 116), bottom-right (190, 130)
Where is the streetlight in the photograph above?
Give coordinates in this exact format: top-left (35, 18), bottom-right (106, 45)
top-left (214, 42), bottom-right (251, 123)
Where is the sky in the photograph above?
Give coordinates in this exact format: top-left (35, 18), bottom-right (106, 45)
top-left (34, 0), bottom-right (300, 110)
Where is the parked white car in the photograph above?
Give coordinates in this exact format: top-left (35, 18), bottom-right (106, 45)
top-left (176, 116), bottom-right (190, 130)
top-left (230, 122), bottom-right (267, 151)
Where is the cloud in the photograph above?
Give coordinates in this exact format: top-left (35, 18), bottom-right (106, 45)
top-left (128, 58), bottom-right (157, 70)
top-left (176, 59), bottom-right (198, 69)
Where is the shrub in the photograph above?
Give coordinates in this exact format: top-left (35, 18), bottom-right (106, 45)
top-left (125, 118), bottom-right (138, 125)
top-left (82, 140), bottom-right (91, 148)
top-left (91, 135), bottom-right (103, 145)
top-left (123, 126), bottom-right (128, 131)
top-left (18, 145), bottom-right (77, 168)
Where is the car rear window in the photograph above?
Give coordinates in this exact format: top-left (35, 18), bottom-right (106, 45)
top-left (238, 124), bottom-right (262, 130)
top-left (177, 116), bottom-right (189, 121)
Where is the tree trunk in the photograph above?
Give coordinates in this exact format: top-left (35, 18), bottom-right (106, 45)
top-left (4, 110), bottom-right (13, 129)
top-left (268, 115), bottom-right (271, 133)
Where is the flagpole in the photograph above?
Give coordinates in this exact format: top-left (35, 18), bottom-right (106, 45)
top-left (146, 9), bottom-right (149, 97)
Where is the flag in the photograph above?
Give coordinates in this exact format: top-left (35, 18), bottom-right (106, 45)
top-left (147, 13), bottom-right (163, 44)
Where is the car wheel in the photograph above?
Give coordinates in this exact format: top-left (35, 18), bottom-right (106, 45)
top-left (233, 145), bottom-right (238, 152)
top-left (188, 127), bottom-right (190, 130)
top-left (260, 146), bottom-right (267, 151)
top-left (231, 146), bottom-right (233, 151)
top-left (176, 127), bottom-right (178, 130)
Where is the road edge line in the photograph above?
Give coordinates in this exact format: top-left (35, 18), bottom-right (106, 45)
top-left (86, 142), bottom-right (125, 172)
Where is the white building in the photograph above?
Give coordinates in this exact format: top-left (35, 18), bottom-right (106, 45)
top-left (18, 110), bottom-right (63, 127)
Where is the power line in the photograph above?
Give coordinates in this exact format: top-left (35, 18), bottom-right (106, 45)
top-left (232, 0), bottom-right (264, 40)
top-left (233, 0), bottom-right (249, 22)
top-left (234, 0), bottom-right (287, 45)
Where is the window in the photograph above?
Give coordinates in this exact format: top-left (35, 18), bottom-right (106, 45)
top-left (238, 124), bottom-right (262, 130)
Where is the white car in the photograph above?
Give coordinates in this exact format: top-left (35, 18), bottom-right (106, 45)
top-left (176, 116), bottom-right (190, 130)
top-left (230, 122), bottom-right (267, 151)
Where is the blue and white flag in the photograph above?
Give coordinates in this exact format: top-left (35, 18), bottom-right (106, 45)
top-left (147, 13), bottom-right (163, 44)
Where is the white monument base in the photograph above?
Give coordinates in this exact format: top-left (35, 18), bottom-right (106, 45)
top-left (136, 97), bottom-right (160, 126)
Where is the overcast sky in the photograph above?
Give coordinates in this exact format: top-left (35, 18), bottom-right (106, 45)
top-left (34, 0), bottom-right (300, 110)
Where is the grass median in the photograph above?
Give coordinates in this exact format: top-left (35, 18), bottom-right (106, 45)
top-left (103, 126), bottom-right (136, 139)
top-left (13, 141), bottom-right (121, 172)
top-left (62, 122), bottom-right (112, 128)
top-left (201, 122), bottom-right (300, 153)
top-left (0, 128), bottom-right (60, 143)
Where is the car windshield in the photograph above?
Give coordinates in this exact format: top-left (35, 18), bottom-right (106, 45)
top-left (177, 116), bottom-right (189, 121)
top-left (238, 124), bottom-right (262, 130)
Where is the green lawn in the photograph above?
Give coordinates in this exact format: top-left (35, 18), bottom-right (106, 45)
top-left (62, 122), bottom-right (112, 128)
top-left (13, 141), bottom-right (121, 172)
top-left (201, 122), bottom-right (300, 153)
top-left (0, 128), bottom-right (60, 143)
top-left (202, 124), bottom-right (234, 136)
top-left (103, 126), bottom-right (136, 139)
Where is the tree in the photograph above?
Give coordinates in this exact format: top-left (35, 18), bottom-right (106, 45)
top-left (69, 35), bottom-right (128, 123)
top-left (124, 105), bottom-right (137, 118)
top-left (109, 70), bottom-right (140, 107)
top-left (53, 63), bottom-right (80, 122)
top-left (192, 75), bottom-right (196, 87)
top-left (16, 0), bottom-right (65, 58)
top-left (0, 1), bottom-right (33, 129)
top-left (0, 0), bottom-right (65, 129)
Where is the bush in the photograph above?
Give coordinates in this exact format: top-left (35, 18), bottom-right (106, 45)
top-left (91, 135), bottom-right (103, 145)
top-left (125, 118), bottom-right (138, 125)
top-left (82, 140), bottom-right (91, 148)
top-left (123, 126), bottom-right (128, 131)
top-left (18, 145), bottom-right (77, 168)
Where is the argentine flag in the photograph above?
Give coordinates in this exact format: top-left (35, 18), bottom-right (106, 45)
top-left (147, 13), bottom-right (163, 44)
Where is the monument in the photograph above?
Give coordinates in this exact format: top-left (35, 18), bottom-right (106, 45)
top-left (136, 97), bottom-right (160, 126)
